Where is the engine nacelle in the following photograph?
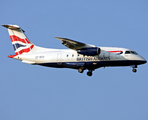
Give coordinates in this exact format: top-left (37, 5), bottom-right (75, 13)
top-left (77, 47), bottom-right (101, 56)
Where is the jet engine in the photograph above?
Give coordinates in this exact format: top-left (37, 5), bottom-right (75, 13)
top-left (77, 47), bottom-right (101, 56)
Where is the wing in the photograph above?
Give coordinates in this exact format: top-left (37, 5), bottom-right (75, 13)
top-left (54, 37), bottom-right (95, 50)
top-left (55, 37), bottom-right (101, 56)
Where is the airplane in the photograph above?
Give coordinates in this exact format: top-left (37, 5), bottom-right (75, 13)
top-left (2, 24), bottom-right (147, 76)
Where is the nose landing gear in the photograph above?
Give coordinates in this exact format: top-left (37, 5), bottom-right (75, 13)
top-left (131, 65), bottom-right (137, 73)
top-left (132, 68), bottom-right (137, 73)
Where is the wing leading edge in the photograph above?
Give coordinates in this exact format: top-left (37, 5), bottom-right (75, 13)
top-left (55, 37), bottom-right (101, 56)
top-left (54, 37), bottom-right (96, 50)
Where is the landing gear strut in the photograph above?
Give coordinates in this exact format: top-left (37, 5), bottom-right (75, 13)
top-left (131, 65), bottom-right (137, 73)
top-left (87, 70), bottom-right (93, 76)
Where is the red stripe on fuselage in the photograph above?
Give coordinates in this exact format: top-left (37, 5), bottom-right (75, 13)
top-left (108, 51), bottom-right (123, 53)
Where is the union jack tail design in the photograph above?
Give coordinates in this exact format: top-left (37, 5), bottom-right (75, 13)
top-left (2, 25), bottom-right (34, 56)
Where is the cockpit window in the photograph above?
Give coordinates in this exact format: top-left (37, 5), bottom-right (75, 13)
top-left (125, 51), bottom-right (138, 55)
top-left (125, 51), bottom-right (131, 54)
top-left (131, 51), bottom-right (138, 55)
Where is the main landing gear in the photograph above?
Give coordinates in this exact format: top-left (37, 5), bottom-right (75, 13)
top-left (87, 70), bottom-right (93, 76)
top-left (78, 67), bottom-right (93, 76)
top-left (78, 67), bottom-right (84, 73)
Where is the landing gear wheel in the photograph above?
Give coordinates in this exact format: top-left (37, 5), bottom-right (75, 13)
top-left (132, 68), bottom-right (137, 73)
top-left (78, 67), bottom-right (84, 73)
top-left (87, 71), bottom-right (92, 76)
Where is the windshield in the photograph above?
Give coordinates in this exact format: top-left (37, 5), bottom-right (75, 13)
top-left (125, 51), bottom-right (138, 55)
top-left (131, 51), bottom-right (138, 55)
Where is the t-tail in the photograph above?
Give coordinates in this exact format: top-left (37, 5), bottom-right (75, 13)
top-left (2, 24), bottom-right (35, 58)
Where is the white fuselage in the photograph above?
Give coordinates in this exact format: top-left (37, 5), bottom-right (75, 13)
top-left (14, 46), bottom-right (146, 70)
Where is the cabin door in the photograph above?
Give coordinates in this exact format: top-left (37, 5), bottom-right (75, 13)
top-left (57, 54), bottom-right (62, 65)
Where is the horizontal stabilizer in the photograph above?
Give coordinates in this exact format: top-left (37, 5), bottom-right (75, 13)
top-left (2, 24), bottom-right (20, 30)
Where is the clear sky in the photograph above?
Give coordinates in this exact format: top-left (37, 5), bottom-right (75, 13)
top-left (0, 0), bottom-right (148, 120)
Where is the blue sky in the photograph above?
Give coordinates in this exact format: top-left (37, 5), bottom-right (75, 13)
top-left (0, 0), bottom-right (148, 120)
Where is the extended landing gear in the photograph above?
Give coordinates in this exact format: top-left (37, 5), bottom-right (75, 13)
top-left (78, 68), bottom-right (93, 76)
top-left (132, 68), bottom-right (137, 73)
top-left (87, 70), bottom-right (93, 76)
top-left (131, 65), bottom-right (137, 73)
top-left (78, 67), bottom-right (84, 73)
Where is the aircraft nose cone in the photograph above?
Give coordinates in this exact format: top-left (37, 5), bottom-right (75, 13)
top-left (143, 60), bottom-right (147, 64)
top-left (137, 60), bottom-right (146, 65)
top-left (140, 58), bottom-right (147, 65)
top-left (137, 56), bottom-right (147, 65)
top-left (135, 56), bottom-right (147, 65)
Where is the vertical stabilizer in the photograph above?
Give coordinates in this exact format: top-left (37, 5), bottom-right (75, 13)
top-left (2, 24), bottom-right (34, 56)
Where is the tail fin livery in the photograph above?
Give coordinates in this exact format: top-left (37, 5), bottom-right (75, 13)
top-left (2, 24), bottom-right (34, 56)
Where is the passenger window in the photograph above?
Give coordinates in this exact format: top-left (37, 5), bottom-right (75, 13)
top-left (125, 51), bottom-right (131, 54)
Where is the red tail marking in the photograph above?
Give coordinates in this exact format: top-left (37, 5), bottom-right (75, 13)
top-left (30, 45), bottom-right (34, 49)
top-left (10, 36), bottom-right (14, 42)
top-left (8, 55), bottom-right (17, 58)
top-left (10, 35), bottom-right (31, 44)
top-left (15, 45), bottom-right (34, 55)
top-left (25, 38), bottom-right (31, 44)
